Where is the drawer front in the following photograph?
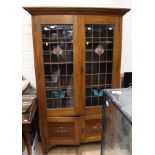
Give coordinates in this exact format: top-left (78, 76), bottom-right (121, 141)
top-left (48, 122), bottom-right (75, 140)
top-left (82, 114), bottom-right (102, 143)
top-left (48, 117), bottom-right (80, 145)
top-left (85, 119), bottom-right (102, 138)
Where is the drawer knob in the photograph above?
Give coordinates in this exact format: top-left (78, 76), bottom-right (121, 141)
top-left (54, 126), bottom-right (68, 134)
top-left (58, 130), bottom-right (68, 134)
top-left (92, 126), bottom-right (101, 130)
top-left (96, 123), bottom-right (100, 126)
top-left (92, 123), bottom-right (101, 130)
top-left (60, 126), bottom-right (63, 129)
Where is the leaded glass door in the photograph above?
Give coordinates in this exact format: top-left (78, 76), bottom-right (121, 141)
top-left (85, 24), bottom-right (114, 106)
top-left (38, 15), bottom-right (80, 116)
top-left (79, 16), bottom-right (121, 115)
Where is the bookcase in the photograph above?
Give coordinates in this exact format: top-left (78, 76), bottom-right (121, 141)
top-left (24, 7), bottom-right (130, 154)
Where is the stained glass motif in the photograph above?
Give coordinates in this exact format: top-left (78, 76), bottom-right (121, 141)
top-left (85, 25), bottom-right (114, 106)
top-left (42, 25), bottom-right (74, 108)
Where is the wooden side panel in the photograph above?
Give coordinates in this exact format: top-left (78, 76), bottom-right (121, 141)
top-left (31, 16), bottom-right (49, 154)
top-left (112, 17), bottom-right (123, 88)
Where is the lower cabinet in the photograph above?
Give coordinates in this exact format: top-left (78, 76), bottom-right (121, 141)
top-left (48, 117), bottom-right (80, 145)
top-left (47, 114), bottom-right (102, 145)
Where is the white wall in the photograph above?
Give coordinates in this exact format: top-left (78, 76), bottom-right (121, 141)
top-left (22, 0), bottom-right (131, 8)
top-left (121, 11), bottom-right (132, 73)
top-left (22, 10), bottom-right (36, 87)
top-left (22, 0), bottom-right (132, 87)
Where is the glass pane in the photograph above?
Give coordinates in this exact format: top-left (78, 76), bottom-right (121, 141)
top-left (85, 24), bottom-right (114, 107)
top-left (108, 26), bottom-right (114, 37)
top-left (107, 50), bottom-right (113, 61)
top-left (101, 93), bottom-right (132, 155)
top-left (92, 75), bottom-right (99, 85)
top-left (66, 51), bottom-right (73, 62)
top-left (85, 25), bottom-right (92, 37)
top-left (107, 63), bottom-right (112, 73)
top-left (44, 64), bottom-right (51, 75)
top-left (42, 24), bottom-right (74, 109)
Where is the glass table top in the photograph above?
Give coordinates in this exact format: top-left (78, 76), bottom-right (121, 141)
top-left (105, 88), bottom-right (132, 123)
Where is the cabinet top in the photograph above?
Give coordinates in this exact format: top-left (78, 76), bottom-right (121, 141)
top-left (23, 7), bottom-right (130, 16)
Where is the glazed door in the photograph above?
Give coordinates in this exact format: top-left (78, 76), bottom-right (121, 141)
top-left (79, 16), bottom-right (122, 115)
top-left (35, 15), bottom-right (80, 116)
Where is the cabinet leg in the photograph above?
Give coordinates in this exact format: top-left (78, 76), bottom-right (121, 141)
top-left (41, 144), bottom-right (49, 155)
top-left (23, 132), bottom-right (32, 155)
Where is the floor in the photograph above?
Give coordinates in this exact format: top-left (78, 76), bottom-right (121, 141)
top-left (36, 142), bottom-right (101, 155)
top-left (35, 142), bottom-right (131, 155)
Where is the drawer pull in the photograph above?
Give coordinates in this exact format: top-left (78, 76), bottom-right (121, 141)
top-left (60, 126), bottom-right (63, 129)
top-left (55, 129), bottom-right (68, 134)
top-left (92, 123), bottom-right (101, 130)
top-left (54, 126), bottom-right (68, 134)
top-left (92, 126), bottom-right (101, 130)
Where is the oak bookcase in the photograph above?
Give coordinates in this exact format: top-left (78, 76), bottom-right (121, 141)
top-left (24, 7), bottom-right (130, 154)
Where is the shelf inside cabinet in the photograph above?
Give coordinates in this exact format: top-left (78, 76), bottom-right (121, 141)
top-left (86, 84), bottom-right (112, 89)
top-left (44, 62), bottom-right (73, 64)
top-left (86, 96), bottom-right (104, 106)
top-left (43, 41), bottom-right (73, 44)
top-left (86, 37), bottom-right (113, 39)
top-left (42, 37), bottom-right (73, 41)
top-left (86, 61), bottom-right (112, 64)
top-left (46, 97), bottom-right (73, 100)
top-left (43, 50), bottom-right (73, 63)
top-left (85, 41), bottom-right (113, 44)
top-left (47, 97), bottom-right (74, 108)
top-left (86, 73), bottom-right (112, 75)
top-left (45, 86), bottom-right (73, 91)
top-left (43, 50), bottom-right (73, 53)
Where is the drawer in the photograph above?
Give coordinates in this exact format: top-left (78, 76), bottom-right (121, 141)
top-left (81, 114), bottom-right (102, 143)
top-left (85, 119), bottom-right (102, 139)
top-left (47, 117), bottom-right (80, 145)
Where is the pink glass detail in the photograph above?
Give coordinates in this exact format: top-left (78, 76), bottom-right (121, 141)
top-left (52, 46), bottom-right (63, 56)
top-left (95, 44), bottom-right (105, 56)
